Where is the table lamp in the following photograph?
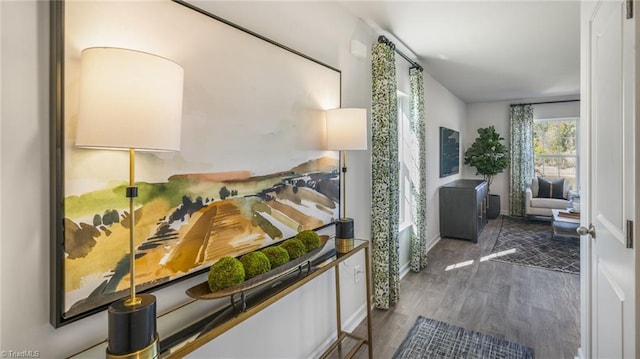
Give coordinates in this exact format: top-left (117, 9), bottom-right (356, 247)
top-left (326, 108), bottom-right (368, 253)
top-left (75, 47), bottom-right (184, 359)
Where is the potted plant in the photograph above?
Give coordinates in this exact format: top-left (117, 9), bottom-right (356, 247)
top-left (463, 126), bottom-right (509, 219)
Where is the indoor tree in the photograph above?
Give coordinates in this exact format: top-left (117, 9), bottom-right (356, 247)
top-left (463, 126), bottom-right (509, 218)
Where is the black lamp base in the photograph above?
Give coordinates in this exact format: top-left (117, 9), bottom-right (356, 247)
top-left (106, 293), bottom-right (159, 359)
top-left (335, 218), bottom-right (354, 254)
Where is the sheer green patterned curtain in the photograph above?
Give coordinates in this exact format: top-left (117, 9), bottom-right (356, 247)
top-left (371, 41), bottom-right (400, 309)
top-left (409, 67), bottom-right (428, 272)
top-left (509, 104), bottom-right (534, 216)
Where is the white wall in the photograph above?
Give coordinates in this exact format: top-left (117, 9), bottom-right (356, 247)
top-left (464, 101), bottom-right (511, 212)
top-left (465, 98), bottom-right (580, 214)
top-left (1, 0), bottom-right (65, 356)
top-left (424, 72), bottom-right (466, 248)
top-left (0, 1), bottom-right (373, 358)
top-left (534, 101), bottom-right (581, 119)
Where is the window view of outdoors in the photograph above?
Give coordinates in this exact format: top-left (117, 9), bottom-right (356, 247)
top-left (533, 119), bottom-right (578, 188)
top-left (397, 93), bottom-right (413, 225)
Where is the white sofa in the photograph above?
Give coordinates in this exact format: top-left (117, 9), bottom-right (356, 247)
top-left (525, 177), bottom-right (576, 217)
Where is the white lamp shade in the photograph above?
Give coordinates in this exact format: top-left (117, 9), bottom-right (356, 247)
top-left (76, 47), bottom-right (184, 151)
top-left (326, 108), bottom-right (368, 150)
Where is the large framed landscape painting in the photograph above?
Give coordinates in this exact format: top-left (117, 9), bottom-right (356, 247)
top-left (50, 0), bottom-right (341, 327)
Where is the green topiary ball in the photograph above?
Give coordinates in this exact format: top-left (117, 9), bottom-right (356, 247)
top-left (208, 256), bottom-right (245, 292)
top-left (280, 238), bottom-right (307, 260)
top-left (295, 230), bottom-right (321, 252)
top-left (262, 246), bottom-right (290, 268)
top-left (239, 251), bottom-right (272, 279)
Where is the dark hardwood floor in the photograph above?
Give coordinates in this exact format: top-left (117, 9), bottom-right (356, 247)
top-left (352, 216), bottom-right (580, 359)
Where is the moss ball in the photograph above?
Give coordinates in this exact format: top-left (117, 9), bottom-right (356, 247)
top-left (208, 256), bottom-right (245, 292)
top-left (280, 238), bottom-right (307, 260)
top-left (239, 251), bottom-right (272, 279)
top-left (295, 230), bottom-right (321, 252)
top-left (262, 246), bottom-right (290, 268)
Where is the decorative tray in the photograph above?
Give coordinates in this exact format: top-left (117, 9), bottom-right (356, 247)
top-left (186, 235), bottom-right (330, 300)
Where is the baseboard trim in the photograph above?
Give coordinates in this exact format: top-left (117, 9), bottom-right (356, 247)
top-left (312, 234), bottom-right (443, 356)
top-left (426, 234), bottom-right (440, 252)
top-left (400, 234), bottom-right (441, 278)
top-left (309, 302), bottom-right (367, 358)
top-left (400, 261), bottom-right (411, 279)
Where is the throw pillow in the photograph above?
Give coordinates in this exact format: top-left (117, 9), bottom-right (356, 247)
top-left (537, 177), bottom-right (565, 199)
top-left (562, 180), bottom-right (571, 199)
top-left (531, 177), bottom-right (539, 197)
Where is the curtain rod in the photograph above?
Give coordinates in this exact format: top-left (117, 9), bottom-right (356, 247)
top-left (378, 35), bottom-right (423, 72)
top-left (510, 99), bottom-right (580, 107)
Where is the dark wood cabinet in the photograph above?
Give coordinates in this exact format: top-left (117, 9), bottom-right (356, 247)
top-left (439, 179), bottom-right (488, 242)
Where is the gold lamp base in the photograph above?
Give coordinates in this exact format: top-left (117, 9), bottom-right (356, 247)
top-left (335, 238), bottom-right (355, 253)
top-left (106, 336), bottom-right (158, 359)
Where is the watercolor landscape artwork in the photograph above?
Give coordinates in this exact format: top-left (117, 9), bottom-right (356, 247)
top-left (62, 156), bottom-right (339, 317)
top-left (52, 0), bottom-right (342, 326)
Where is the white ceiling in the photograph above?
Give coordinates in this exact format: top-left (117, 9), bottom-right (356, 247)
top-left (339, 1), bottom-right (581, 104)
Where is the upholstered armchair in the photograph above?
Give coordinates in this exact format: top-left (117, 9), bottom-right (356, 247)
top-left (525, 177), bottom-right (577, 217)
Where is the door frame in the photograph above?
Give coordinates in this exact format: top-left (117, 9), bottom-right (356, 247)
top-left (579, 0), bottom-right (592, 352)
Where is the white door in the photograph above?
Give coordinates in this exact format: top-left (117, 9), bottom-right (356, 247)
top-left (583, 0), bottom-right (636, 358)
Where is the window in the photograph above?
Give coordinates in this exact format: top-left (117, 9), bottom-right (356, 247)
top-left (398, 91), bottom-right (413, 226)
top-left (533, 117), bottom-right (579, 188)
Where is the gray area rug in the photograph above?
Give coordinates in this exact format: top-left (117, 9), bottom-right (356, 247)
top-left (490, 216), bottom-right (580, 274)
top-left (392, 316), bottom-right (534, 359)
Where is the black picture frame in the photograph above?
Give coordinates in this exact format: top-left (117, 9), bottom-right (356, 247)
top-left (50, 0), bottom-right (341, 327)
